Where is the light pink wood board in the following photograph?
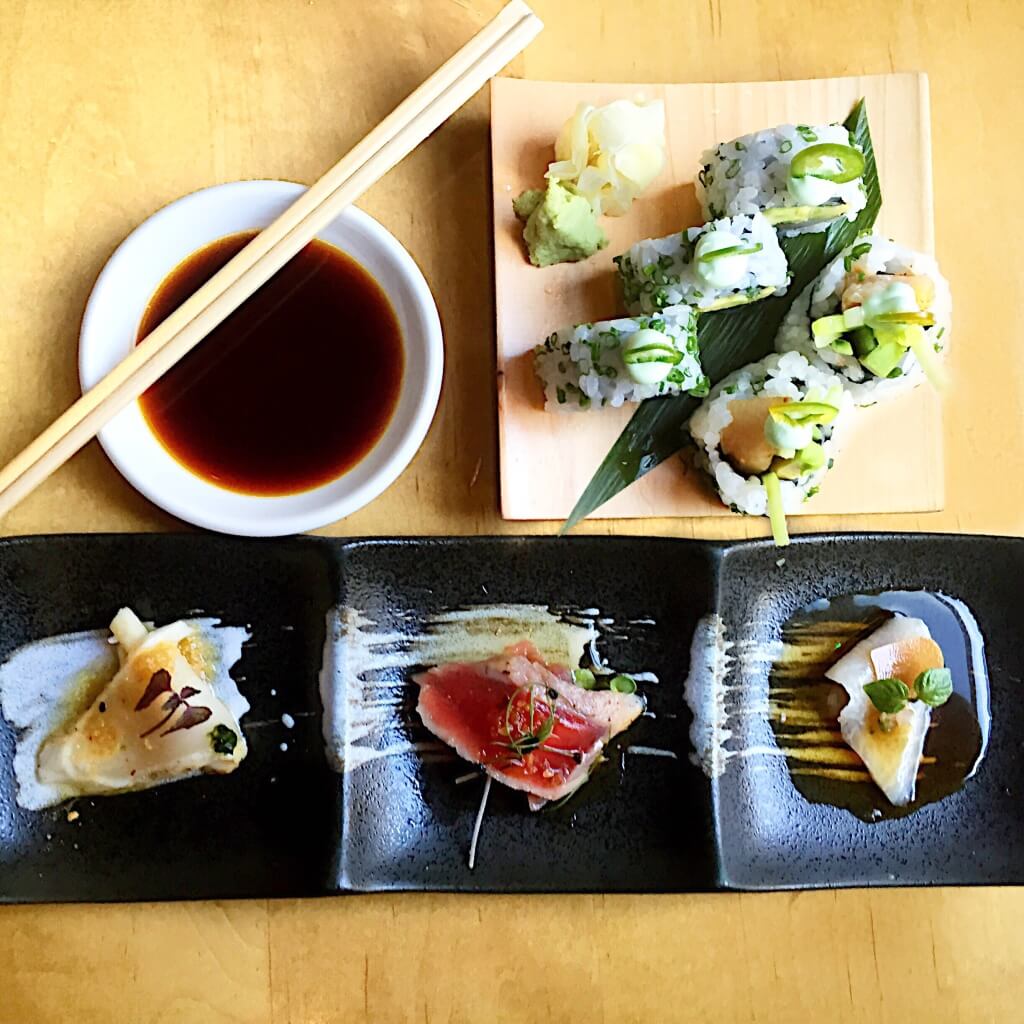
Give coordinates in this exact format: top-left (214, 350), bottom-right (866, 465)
top-left (491, 73), bottom-right (942, 521)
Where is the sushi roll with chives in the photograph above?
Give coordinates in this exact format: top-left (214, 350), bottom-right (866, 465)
top-left (534, 305), bottom-right (706, 411)
top-left (774, 235), bottom-right (951, 404)
top-left (697, 122), bottom-right (867, 236)
top-left (614, 212), bottom-right (789, 315)
top-left (688, 352), bottom-right (853, 545)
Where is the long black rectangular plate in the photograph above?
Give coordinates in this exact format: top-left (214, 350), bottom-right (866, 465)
top-left (0, 532), bottom-right (1022, 902)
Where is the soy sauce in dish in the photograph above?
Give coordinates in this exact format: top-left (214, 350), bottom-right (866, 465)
top-left (136, 230), bottom-right (404, 496)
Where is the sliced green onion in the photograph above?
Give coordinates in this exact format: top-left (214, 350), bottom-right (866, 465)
top-left (622, 344), bottom-right (683, 366)
top-left (842, 306), bottom-right (867, 329)
top-left (609, 674), bottom-right (637, 695)
top-left (696, 242), bottom-right (763, 264)
top-left (763, 472), bottom-right (790, 548)
top-left (905, 327), bottom-right (948, 391)
top-left (789, 143), bottom-right (865, 183)
top-left (573, 668), bottom-right (596, 690)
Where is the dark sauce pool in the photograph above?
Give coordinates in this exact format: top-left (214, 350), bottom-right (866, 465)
top-left (137, 231), bottom-right (404, 496)
top-left (769, 591), bottom-right (990, 822)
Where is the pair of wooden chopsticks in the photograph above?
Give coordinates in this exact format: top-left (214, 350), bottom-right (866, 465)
top-left (0, 0), bottom-right (542, 521)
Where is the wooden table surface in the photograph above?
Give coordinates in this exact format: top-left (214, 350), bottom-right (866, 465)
top-left (1, 1), bottom-right (1021, 1021)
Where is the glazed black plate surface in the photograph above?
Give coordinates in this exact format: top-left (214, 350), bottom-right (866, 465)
top-left (0, 532), bottom-right (1022, 902)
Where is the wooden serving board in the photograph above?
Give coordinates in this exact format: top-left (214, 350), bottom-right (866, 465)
top-left (491, 73), bottom-right (941, 521)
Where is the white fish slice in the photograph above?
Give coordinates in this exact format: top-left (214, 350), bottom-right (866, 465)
top-left (827, 614), bottom-right (933, 806)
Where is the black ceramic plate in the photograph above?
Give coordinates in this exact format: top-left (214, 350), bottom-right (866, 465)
top-left (0, 532), bottom-right (1022, 902)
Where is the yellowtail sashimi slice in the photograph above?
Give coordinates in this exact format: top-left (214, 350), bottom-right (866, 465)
top-left (827, 614), bottom-right (934, 806)
top-left (37, 608), bottom-right (248, 798)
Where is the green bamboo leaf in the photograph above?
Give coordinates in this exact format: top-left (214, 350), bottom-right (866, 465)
top-left (563, 99), bottom-right (881, 531)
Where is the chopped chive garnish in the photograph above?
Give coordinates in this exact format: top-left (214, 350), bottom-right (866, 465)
top-left (609, 674), bottom-right (637, 695)
top-left (573, 668), bottom-right (596, 690)
top-left (763, 471), bottom-right (789, 547)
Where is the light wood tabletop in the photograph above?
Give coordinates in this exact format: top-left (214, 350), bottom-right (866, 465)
top-left (1, 1), bottom-right (1022, 1021)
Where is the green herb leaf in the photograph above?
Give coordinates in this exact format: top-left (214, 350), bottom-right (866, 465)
top-left (864, 678), bottom-right (910, 715)
top-left (562, 98), bottom-right (880, 531)
top-left (210, 724), bottom-right (238, 755)
top-left (915, 668), bottom-right (953, 707)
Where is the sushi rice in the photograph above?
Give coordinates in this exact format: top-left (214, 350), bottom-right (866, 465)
top-left (774, 234), bottom-right (952, 405)
top-left (614, 212), bottom-right (789, 315)
top-left (697, 122), bottom-right (867, 236)
top-left (688, 351), bottom-right (853, 517)
top-left (534, 305), bottom-right (705, 411)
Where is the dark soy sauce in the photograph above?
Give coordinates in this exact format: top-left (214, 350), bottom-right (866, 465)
top-left (137, 231), bottom-right (404, 496)
top-left (769, 591), bottom-right (990, 822)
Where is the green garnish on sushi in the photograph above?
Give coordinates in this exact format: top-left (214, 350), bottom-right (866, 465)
top-left (809, 273), bottom-right (945, 388)
top-left (860, 336), bottom-right (906, 379)
top-left (768, 400), bottom-right (838, 426)
top-left (774, 442), bottom-right (826, 480)
top-left (762, 472), bottom-right (790, 547)
top-left (622, 328), bottom-right (685, 385)
top-left (789, 143), bottom-right (866, 184)
top-left (900, 326), bottom-right (948, 390)
top-left (696, 242), bottom-right (764, 263)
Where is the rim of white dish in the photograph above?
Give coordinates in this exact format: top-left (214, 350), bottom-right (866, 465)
top-left (79, 180), bottom-right (443, 537)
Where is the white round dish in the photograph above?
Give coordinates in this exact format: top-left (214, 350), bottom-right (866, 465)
top-left (79, 179), bottom-right (443, 537)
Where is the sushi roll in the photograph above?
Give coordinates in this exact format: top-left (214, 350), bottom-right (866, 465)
top-left (534, 305), bottom-right (706, 411)
top-left (774, 234), bottom-right (951, 404)
top-left (688, 351), bottom-right (853, 544)
top-left (614, 212), bottom-right (789, 315)
top-left (697, 122), bottom-right (867, 236)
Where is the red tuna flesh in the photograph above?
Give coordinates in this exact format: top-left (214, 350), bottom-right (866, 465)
top-left (413, 641), bottom-right (644, 806)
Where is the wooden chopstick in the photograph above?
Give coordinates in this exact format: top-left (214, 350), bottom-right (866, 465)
top-left (0, 0), bottom-right (542, 521)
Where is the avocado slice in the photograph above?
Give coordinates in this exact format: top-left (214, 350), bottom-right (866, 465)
top-left (702, 285), bottom-right (777, 311)
top-left (797, 442), bottom-right (826, 471)
top-left (861, 338), bottom-right (906, 378)
top-left (772, 458), bottom-right (803, 481)
top-left (830, 339), bottom-right (854, 356)
top-left (771, 442), bottom-right (826, 481)
top-left (762, 204), bottom-right (852, 227)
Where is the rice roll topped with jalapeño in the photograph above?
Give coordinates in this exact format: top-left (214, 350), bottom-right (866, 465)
top-left (534, 305), bottom-right (706, 411)
top-left (614, 212), bottom-right (788, 315)
top-left (775, 234), bottom-right (951, 404)
top-left (688, 352), bottom-right (853, 545)
top-left (697, 122), bottom-right (867, 235)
